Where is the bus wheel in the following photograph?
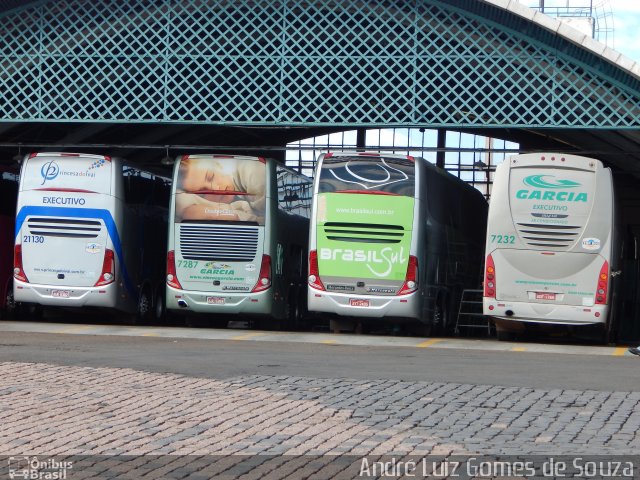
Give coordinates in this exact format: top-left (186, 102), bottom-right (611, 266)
top-left (136, 286), bottom-right (152, 323)
top-left (3, 282), bottom-right (16, 319)
top-left (432, 298), bottom-right (446, 336)
top-left (153, 287), bottom-right (166, 324)
top-left (285, 295), bottom-right (301, 331)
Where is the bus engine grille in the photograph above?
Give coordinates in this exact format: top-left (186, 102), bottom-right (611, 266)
top-left (27, 217), bottom-right (102, 238)
top-left (516, 223), bottom-right (581, 249)
top-left (179, 225), bottom-right (259, 261)
top-left (322, 222), bottom-right (404, 244)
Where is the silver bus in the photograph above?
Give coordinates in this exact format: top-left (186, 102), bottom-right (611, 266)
top-left (166, 154), bottom-right (311, 327)
top-left (483, 153), bottom-right (619, 340)
top-left (308, 151), bottom-right (487, 334)
top-left (14, 152), bottom-right (169, 320)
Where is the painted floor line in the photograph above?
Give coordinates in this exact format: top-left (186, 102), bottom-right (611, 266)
top-left (54, 325), bottom-right (96, 334)
top-left (415, 338), bottom-right (442, 348)
top-left (231, 332), bottom-right (271, 341)
top-left (511, 347), bottom-right (527, 352)
top-left (613, 346), bottom-right (628, 356)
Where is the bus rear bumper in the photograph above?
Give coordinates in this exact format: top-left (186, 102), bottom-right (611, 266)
top-left (483, 298), bottom-right (607, 325)
top-left (13, 280), bottom-right (119, 308)
top-left (308, 289), bottom-right (419, 319)
top-left (166, 285), bottom-right (272, 314)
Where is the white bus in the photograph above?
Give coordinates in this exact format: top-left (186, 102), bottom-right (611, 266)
top-left (166, 154), bottom-right (311, 327)
top-left (14, 152), bottom-right (169, 320)
top-left (483, 153), bottom-right (619, 340)
top-left (308, 151), bottom-right (487, 334)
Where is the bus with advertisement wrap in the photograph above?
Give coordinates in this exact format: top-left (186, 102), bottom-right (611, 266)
top-left (166, 154), bottom-right (311, 327)
top-left (0, 164), bottom-right (18, 318)
top-left (308, 151), bottom-right (487, 333)
top-left (483, 153), bottom-right (620, 340)
top-left (14, 152), bottom-right (169, 320)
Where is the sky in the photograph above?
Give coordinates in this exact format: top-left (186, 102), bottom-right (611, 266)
top-left (608, 0), bottom-right (640, 62)
top-left (519, 0), bottom-right (640, 63)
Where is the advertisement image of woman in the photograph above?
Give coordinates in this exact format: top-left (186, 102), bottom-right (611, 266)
top-left (174, 156), bottom-right (266, 224)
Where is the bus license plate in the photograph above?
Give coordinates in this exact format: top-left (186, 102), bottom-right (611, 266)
top-left (51, 290), bottom-right (70, 298)
top-left (349, 299), bottom-right (370, 307)
top-left (207, 296), bottom-right (225, 305)
top-left (536, 292), bottom-right (556, 300)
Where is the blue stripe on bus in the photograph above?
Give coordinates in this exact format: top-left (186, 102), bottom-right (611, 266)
top-left (15, 206), bottom-right (136, 299)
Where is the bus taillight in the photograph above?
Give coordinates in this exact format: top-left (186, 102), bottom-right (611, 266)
top-left (251, 255), bottom-right (271, 293)
top-left (166, 250), bottom-right (182, 289)
top-left (595, 260), bottom-right (609, 305)
top-left (94, 249), bottom-right (115, 287)
top-left (13, 244), bottom-right (28, 283)
top-left (308, 250), bottom-right (325, 291)
top-left (484, 254), bottom-right (496, 298)
top-left (397, 255), bottom-right (418, 295)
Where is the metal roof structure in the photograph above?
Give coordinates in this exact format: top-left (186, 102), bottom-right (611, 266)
top-left (0, 0), bottom-right (639, 170)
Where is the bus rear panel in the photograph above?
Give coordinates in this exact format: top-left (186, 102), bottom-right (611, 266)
top-left (166, 154), bottom-right (273, 315)
top-left (483, 153), bottom-right (616, 326)
top-left (14, 153), bottom-right (130, 310)
top-left (308, 153), bottom-right (420, 319)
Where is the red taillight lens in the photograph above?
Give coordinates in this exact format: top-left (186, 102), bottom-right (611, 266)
top-left (94, 249), bottom-right (115, 287)
top-left (13, 244), bottom-right (28, 282)
top-left (251, 254), bottom-right (271, 293)
top-left (595, 260), bottom-right (609, 305)
top-left (484, 254), bottom-right (496, 298)
top-left (166, 250), bottom-right (182, 289)
top-left (397, 255), bottom-right (418, 296)
top-left (308, 250), bottom-right (325, 291)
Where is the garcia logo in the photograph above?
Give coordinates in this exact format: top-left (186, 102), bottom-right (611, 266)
top-left (523, 175), bottom-right (581, 189)
top-left (200, 262), bottom-right (234, 275)
top-left (516, 175), bottom-right (587, 202)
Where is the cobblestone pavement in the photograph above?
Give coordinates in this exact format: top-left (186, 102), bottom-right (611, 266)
top-left (1, 361), bottom-right (640, 460)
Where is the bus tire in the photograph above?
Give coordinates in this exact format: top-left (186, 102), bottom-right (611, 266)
top-left (432, 297), bottom-right (447, 336)
top-left (297, 291), bottom-right (309, 328)
top-left (136, 284), bottom-right (152, 323)
top-left (1, 279), bottom-right (13, 319)
top-left (153, 285), bottom-right (166, 323)
top-left (285, 291), bottom-right (301, 331)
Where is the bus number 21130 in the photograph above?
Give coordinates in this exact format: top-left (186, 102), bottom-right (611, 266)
top-left (23, 235), bottom-right (45, 243)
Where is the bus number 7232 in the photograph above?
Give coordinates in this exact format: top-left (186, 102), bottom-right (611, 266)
top-left (490, 234), bottom-right (515, 244)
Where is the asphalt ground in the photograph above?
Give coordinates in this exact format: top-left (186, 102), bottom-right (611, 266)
top-left (0, 320), bottom-right (638, 391)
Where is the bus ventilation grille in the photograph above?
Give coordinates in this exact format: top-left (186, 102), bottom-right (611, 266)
top-left (323, 222), bottom-right (404, 244)
top-left (27, 217), bottom-right (102, 238)
top-left (179, 224), bottom-right (259, 261)
top-left (516, 223), bottom-right (581, 249)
